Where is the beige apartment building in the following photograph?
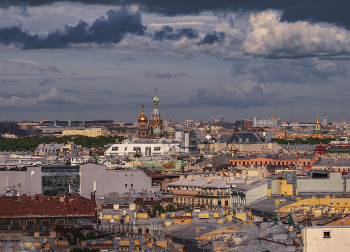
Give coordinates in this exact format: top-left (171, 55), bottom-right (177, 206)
top-left (62, 127), bottom-right (109, 137)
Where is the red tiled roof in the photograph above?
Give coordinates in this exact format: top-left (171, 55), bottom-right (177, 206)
top-left (0, 194), bottom-right (95, 217)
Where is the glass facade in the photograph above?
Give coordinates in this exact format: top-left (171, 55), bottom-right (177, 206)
top-left (41, 166), bottom-right (80, 196)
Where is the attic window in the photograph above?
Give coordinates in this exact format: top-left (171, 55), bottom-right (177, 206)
top-left (74, 208), bottom-right (77, 211)
top-left (323, 231), bottom-right (331, 238)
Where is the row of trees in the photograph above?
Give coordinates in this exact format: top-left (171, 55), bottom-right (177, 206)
top-left (0, 135), bottom-right (124, 152)
top-left (271, 137), bottom-right (333, 145)
top-left (149, 202), bottom-right (176, 218)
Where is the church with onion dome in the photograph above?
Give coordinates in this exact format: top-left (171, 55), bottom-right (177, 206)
top-left (136, 89), bottom-right (174, 139)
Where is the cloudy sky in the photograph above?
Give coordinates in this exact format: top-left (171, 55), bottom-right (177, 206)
top-left (0, 0), bottom-right (350, 123)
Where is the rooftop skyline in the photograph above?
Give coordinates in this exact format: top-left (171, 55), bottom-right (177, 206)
top-left (0, 1), bottom-right (349, 123)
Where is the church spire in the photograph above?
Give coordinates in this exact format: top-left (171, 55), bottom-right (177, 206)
top-left (313, 106), bottom-right (321, 134)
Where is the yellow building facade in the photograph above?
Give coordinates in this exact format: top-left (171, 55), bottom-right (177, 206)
top-left (62, 128), bottom-right (108, 137)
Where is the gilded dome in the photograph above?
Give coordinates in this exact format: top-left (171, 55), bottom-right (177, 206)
top-left (138, 104), bottom-right (148, 122)
top-left (167, 126), bottom-right (175, 135)
top-left (138, 112), bottom-right (148, 122)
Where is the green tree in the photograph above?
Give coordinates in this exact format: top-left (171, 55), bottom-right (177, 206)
top-left (272, 212), bottom-right (277, 221)
top-left (85, 232), bottom-right (97, 240)
top-left (0, 135), bottom-right (124, 152)
top-left (70, 249), bottom-right (91, 252)
top-left (70, 230), bottom-right (86, 245)
top-left (165, 204), bottom-right (176, 212)
top-left (150, 202), bottom-right (166, 218)
top-left (307, 221), bottom-right (312, 226)
top-left (288, 215), bottom-right (294, 225)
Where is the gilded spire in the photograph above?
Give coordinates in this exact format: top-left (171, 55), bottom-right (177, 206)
top-left (316, 107), bottom-right (320, 124)
top-left (141, 104), bottom-right (144, 114)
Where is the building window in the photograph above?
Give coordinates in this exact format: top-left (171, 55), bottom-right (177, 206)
top-left (154, 147), bottom-right (161, 151)
top-left (41, 220), bottom-right (50, 226)
top-left (26, 220), bottom-right (35, 226)
top-left (225, 200), bottom-right (228, 206)
top-left (125, 184), bottom-right (127, 187)
top-left (11, 220), bottom-right (20, 226)
top-left (324, 231), bottom-right (331, 238)
top-left (112, 147), bottom-right (118, 151)
top-left (131, 184), bottom-right (133, 187)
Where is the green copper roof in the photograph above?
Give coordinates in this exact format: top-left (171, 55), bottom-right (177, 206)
top-left (313, 130), bottom-right (323, 134)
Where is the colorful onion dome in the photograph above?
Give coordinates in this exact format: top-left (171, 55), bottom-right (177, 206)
top-left (154, 127), bottom-right (162, 136)
top-left (153, 96), bottom-right (159, 103)
top-left (167, 126), bottom-right (175, 135)
top-left (153, 88), bottom-right (159, 103)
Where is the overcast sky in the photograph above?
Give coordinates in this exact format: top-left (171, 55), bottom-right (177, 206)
top-left (0, 0), bottom-right (350, 123)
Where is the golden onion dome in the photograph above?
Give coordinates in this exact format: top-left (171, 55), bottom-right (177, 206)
top-left (138, 112), bottom-right (148, 122)
top-left (138, 104), bottom-right (148, 122)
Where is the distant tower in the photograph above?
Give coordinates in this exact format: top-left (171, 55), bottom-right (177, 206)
top-left (137, 104), bottom-right (149, 139)
top-left (149, 89), bottom-right (164, 138)
top-left (313, 107), bottom-right (322, 134)
top-left (323, 114), bottom-right (327, 127)
top-left (167, 119), bottom-right (175, 139)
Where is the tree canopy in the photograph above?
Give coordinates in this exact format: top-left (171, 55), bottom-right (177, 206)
top-left (149, 202), bottom-right (166, 218)
top-left (0, 135), bottom-right (124, 152)
top-left (271, 137), bottom-right (333, 145)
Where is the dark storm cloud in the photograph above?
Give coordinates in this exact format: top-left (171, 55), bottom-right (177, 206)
top-left (155, 73), bottom-right (172, 78)
top-left (0, 8), bottom-right (146, 49)
top-left (188, 84), bottom-right (276, 109)
top-left (152, 26), bottom-right (198, 41)
top-left (174, 73), bottom-right (187, 77)
top-left (59, 88), bottom-right (115, 95)
top-left (147, 72), bottom-right (187, 78)
top-left (247, 59), bottom-right (347, 84)
top-left (0, 80), bottom-right (19, 83)
top-left (197, 31), bottom-right (225, 45)
top-left (2, 1), bottom-right (350, 29)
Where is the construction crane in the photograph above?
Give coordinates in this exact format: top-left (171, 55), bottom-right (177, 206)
top-left (212, 116), bottom-right (228, 123)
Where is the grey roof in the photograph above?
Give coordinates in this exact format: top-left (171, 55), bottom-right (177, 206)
top-left (281, 144), bottom-right (317, 151)
top-left (313, 158), bottom-right (350, 167)
top-left (218, 134), bottom-right (232, 143)
top-left (233, 132), bottom-right (261, 143)
top-left (167, 177), bottom-right (228, 189)
top-left (246, 197), bottom-right (297, 217)
top-left (231, 178), bottom-right (269, 193)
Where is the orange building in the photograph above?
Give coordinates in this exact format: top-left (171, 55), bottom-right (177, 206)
top-left (230, 152), bottom-right (318, 170)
